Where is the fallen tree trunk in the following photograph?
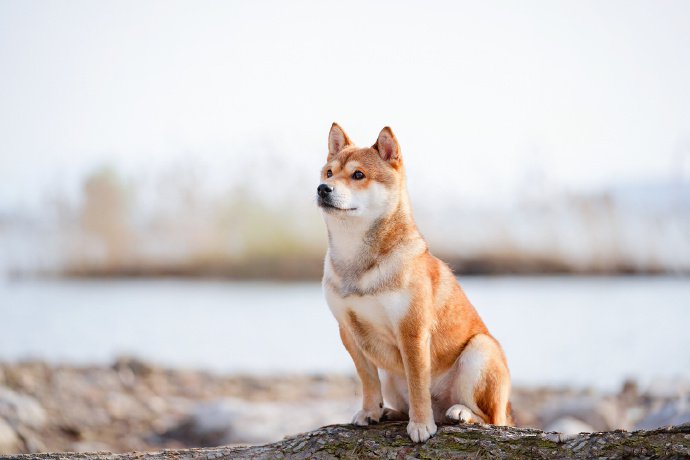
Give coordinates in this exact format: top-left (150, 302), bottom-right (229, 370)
top-left (6, 422), bottom-right (690, 459)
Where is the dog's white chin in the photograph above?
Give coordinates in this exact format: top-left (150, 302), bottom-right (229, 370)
top-left (320, 205), bottom-right (360, 217)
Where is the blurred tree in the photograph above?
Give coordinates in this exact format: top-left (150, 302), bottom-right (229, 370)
top-left (79, 167), bottom-right (133, 269)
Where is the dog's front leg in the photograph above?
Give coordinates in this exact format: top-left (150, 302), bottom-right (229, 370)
top-left (400, 321), bottom-right (437, 442)
top-left (339, 325), bottom-right (383, 425)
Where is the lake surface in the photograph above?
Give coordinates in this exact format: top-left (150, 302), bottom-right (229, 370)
top-left (1, 276), bottom-right (688, 390)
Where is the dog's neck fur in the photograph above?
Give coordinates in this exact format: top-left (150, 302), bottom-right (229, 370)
top-left (325, 182), bottom-right (424, 286)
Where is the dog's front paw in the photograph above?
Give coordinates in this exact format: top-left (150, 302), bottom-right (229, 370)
top-left (351, 407), bottom-right (383, 426)
top-left (407, 419), bottom-right (437, 443)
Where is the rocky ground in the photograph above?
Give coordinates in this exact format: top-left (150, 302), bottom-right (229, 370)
top-left (0, 358), bottom-right (689, 455)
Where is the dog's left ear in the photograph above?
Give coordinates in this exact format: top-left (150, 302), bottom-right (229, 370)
top-left (373, 127), bottom-right (401, 162)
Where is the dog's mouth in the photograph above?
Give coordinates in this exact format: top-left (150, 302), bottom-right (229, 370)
top-left (318, 199), bottom-right (357, 212)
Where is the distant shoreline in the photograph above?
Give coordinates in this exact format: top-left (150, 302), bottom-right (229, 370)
top-left (8, 254), bottom-right (687, 281)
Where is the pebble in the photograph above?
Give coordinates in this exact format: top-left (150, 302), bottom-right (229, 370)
top-left (0, 417), bottom-right (20, 454)
top-left (634, 397), bottom-right (690, 430)
top-left (645, 378), bottom-right (690, 399)
top-left (544, 416), bottom-right (595, 435)
top-left (293, 440), bottom-right (307, 451)
top-left (538, 395), bottom-right (624, 431)
top-left (0, 386), bottom-right (47, 429)
top-left (71, 441), bottom-right (113, 453)
top-left (0, 360), bottom-right (688, 455)
top-left (164, 397), bottom-right (357, 445)
top-left (16, 425), bottom-right (47, 453)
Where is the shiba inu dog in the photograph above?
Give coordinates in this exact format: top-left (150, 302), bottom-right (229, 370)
top-left (317, 123), bottom-right (512, 443)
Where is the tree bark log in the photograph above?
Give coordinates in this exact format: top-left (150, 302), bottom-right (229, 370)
top-left (5, 422), bottom-right (690, 459)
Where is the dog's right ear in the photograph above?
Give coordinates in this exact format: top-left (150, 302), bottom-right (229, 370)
top-left (328, 122), bottom-right (352, 159)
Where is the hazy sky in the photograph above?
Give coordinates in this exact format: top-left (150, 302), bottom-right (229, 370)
top-left (1, 0), bottom-right (690, 209)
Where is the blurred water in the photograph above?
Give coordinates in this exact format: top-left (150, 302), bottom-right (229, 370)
top-left (0, 276), bottom-right (688, 390)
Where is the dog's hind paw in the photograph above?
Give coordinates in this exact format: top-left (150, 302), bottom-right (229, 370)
top-left (381, 407), bottom-right (408, 422)
top-left (351, 407), bottom-right (383, 426)
top-left (446, 404), bottom-right (481, 424)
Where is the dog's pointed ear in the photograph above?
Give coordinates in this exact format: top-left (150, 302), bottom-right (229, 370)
top-left (373, 126), bottom-right (401, 162)
top-left (328, 122), bottom-right (352, 158)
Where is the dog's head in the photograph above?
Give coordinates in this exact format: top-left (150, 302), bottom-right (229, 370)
top-left (317, 123), bottom-right (405, 221)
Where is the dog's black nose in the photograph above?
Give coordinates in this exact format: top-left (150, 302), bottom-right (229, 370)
top-left (317, 183), bottom-right (333, 198)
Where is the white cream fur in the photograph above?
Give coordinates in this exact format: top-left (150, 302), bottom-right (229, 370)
top-left (380, 336), bottom-right (503, 425)
top-left (454, 335), bottom-right (491, 418)
top-left (320, 129), bottom-right (510, 443)
top-left (321, 168), bottom-right (424, 296)
top-left (325, 287), bottom-right (411, 342)
top-left (407, 420), bottom-right (437, 443)
top-left (446, 404), bottom-right (481, 424)
top-left (351, 407), bottom-right (384, 426)
top-left (321, 180), bottom-right (391, 219)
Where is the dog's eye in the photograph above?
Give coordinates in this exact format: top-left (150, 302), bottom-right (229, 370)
top-left (326, 170), bottom-right (333, 178)
top-left (352, 170), bottom-right (365, 180)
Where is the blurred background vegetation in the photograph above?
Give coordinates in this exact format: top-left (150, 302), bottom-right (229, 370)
top-left (1, 162), bottom-right (689, 279)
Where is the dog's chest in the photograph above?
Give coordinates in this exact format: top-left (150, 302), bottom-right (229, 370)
top-left (325, 287), bottom-right (411, 339)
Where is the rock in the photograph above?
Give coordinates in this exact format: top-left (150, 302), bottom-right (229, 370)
top-left (4, 422), bottom-right (690, 460)
top-left (0, 387), bottom-right (47, 429)
top-left (14, 425), bottom-right (46, 453)
top-left (538, 395), bottom-right (626, 431)
top-left (0, 418), bottom-right (20, 454)
top-left (544, 416), bottom-right (595, 435)
top-left (70, 441), bottom-right (113, 453)
top-left (618, 379), bottom-right (640, 407)
top-left (2, 360), bottom-right (687, 455)
top-left (645, 378), bottom-right (690, 399)
top-left (634, 397), bottom-right (690, 430)
top-left (112, 356), bottom-right (154, 377)
top-left (164, 397), bottom-right (356, 445)
top-left (104, 392), bottom-right (140, 420)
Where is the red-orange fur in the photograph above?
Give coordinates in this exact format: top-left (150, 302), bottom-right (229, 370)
top-left (320, 123), bottom-right (512, 442)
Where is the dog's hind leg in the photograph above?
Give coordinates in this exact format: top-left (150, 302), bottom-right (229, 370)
top-left (381, 371), bottom-right (409, 421)
top-left (445, 334), bottom-right (511, 426)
